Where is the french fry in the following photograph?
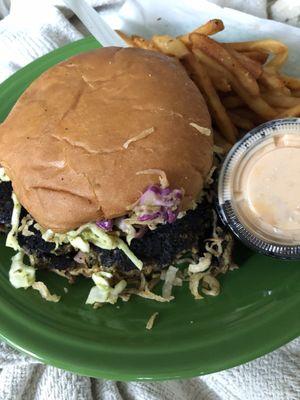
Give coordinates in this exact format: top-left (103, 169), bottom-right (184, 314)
top-left (196, 19), bottom-right (225, 36)
top-left (227, 110), bottom-right (255, 131)
top-left (278, 104), bottom-right (300, 117)
top-left (116, 30), bottom-right (158, 51)
top-left (226, 40), bottom-right (288, 70)
top-left (180, 19), bottom-right (224, 44)
top-left (192, 48), bottom-right (277, 120)
top-left (182, 53), bottom-right (238, 143)
top-left (120, 23), bottom-right (300, 143)
top-left (231, 108), bottom-right (262, 126)
top-left (144, 35), bottom-right (231, 95)
top-left (152, 35), bottom-right (189, 58)
top-left (190, 33), bottom-right (260, 97)
top-left (259, 69), bottom-right (290, 94)
top-left (222, 96), bottom-right (244, 109)
top-left (207, 69), bottom-right (231, 92)
top-left (224, 45), bottom-right (262, 79)
top-left (241, 51), bottom-right (268, 64)
top-left (261, 92), bottom-right (300, 108)
top-left (213, 130), bottom-right (233, 153)
top-left (116, 30), bottom-right (135, 46)
top-left (117, 32), bottom-right (158, 51)
top-left (291, 90), bottom-right (300, 97)
top-left (132, 35), bottom-right (158, 50)
top-left (281, 74), bottom-right (300, 90)
top-left (232, 81), bottom-right (277, 120)
top-left (275, 107), bottom-right (288, 114)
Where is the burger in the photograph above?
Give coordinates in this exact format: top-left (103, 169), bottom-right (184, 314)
top-left (0, 47), bottom-right (231, 305)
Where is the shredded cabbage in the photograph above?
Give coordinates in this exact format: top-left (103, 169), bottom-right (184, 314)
top-left (86, 286), bottom-right (108, 305)
top-left (146, 312), bottom-right (159, 330)
top-left (205, 240), bottom-right (223, 257)
top-left (9, 251), bottom-right (35, 289)
top-left (115, 218), bottom-right (137, 244)
top-left (160, 270), bottom-right (182, 287)
top-left (32, 281), bottom-right (61, 302)
top-left (18, 215), bottom-right (34, 237)
top-left (177, 211), bottom-right (187, 219)
top-left (39, 223), bottom-right (143, 270)
top-left (117, 240), bottom-right (143, 270)
top-left (189, 123), bottom-right (211, 136)
top-left (188, 253), bottom-right (212, 273)
top-left (86, 272), bottom-right (127, 305)
top-left (123, 127), bottom-right (154, 149)
top-left (162, 265), bottom-right (178, 299)
top-left (202, 275), bottom-right (220, 296)
top-left (136, 289), bottom-right (174, 302)
top-left (69, 237), bottom-right (90, 253)
top-left (123, 185), bottom-right (184, 233)
top-left (0, 167), bottom-right (10, 182)
top-left (189, 272), bottom-right (205, 300)
top-left (96, 220), bottom-right (113, 231)
top-left (6, 193), bottom-right (21, 251)
top-left (136, 169), bottom-right (169, 189)
top-left (9, 251), bottom-right (61, 301)
top-left (213, 145), bottom-right (225, 155)
top-left (205, 166), bottom-right (217, 186)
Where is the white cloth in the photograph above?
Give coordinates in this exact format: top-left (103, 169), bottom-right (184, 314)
top-left (0, 1), bottom-right (299, 399)
top-left (0, 338), bottom-right (299, 400)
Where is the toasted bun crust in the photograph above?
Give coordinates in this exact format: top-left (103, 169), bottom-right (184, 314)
top-left (0, 47), bottom-right (212, 232)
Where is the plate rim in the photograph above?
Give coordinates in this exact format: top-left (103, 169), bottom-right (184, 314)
top-left (0, 296), bottom-right (299, 381)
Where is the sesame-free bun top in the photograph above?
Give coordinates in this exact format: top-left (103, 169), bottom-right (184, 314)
top-left (0, 47), bottom-right (212, 233)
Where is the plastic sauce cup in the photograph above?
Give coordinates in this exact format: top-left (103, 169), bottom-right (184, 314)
top-left (218, 118), bottom-right (300, 259)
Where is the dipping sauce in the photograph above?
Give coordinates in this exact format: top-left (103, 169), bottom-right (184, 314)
top-left (218, 119), bottom-right (300, 259)
top-left (234, 134), bottom-right (300, 244)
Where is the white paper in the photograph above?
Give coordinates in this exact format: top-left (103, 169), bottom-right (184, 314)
top-left (105, 0), bottom-right (300, 76)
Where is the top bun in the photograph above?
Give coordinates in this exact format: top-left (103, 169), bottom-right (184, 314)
top-left (0, 47), bottom-right (212, 233)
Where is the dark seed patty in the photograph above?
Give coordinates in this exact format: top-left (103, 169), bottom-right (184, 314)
top-left (18, 226), bottom-right (56, 255)
top-left (0, 182), bottom-right (13, 227)
top-left (0, 182), bottom-right (213, 272)
top-left (17, 227), bottom-right (78, 270)
top-left (30, 252), bottom-right (78, 271)
top-left (96, 201), bottom-right (213, 272)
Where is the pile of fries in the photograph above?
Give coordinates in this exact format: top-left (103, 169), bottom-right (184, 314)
top-left (118, 20), bottom-right (300, 149)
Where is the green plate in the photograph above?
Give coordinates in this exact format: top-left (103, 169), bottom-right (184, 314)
top-left (0, 37), bottom-right (299, 381)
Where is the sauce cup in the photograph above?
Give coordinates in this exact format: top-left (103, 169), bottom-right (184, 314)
top-left (218, 118), bottom-right (300, 259)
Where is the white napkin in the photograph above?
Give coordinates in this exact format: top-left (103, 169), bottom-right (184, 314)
top-left (0, 0), bottom-right (122, 82)
top-left (0, 1), bottom-right (299, 399)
